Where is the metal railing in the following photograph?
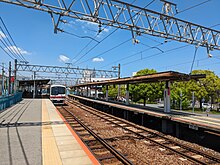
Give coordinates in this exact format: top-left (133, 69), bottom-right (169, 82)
top-left (0, 92), bottom-right (22, 111)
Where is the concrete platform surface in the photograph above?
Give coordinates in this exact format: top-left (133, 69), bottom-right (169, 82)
top-left (0, 99), bottom-right (99, 165)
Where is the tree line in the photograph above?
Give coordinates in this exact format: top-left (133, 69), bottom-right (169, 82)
top-left (103, 69), bottom-right (220, 110)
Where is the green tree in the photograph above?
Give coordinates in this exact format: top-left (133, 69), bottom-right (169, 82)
top-left (171, 82), bottom-right (190, 109)
top-left (130, 68), bottom-right (164, 106)
top-left (185, 70), bottom-right (220, 109)
top-left (102, 85), bottom-right (126, 98)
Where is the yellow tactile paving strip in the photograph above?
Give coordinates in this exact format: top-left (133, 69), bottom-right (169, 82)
top-left (42, 99), bottom-right (97, 165)
top-left (42, 100), bottom-right (62, 165)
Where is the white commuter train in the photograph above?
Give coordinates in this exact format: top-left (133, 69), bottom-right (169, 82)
top-left (50, 84), bottom-right (66, 104)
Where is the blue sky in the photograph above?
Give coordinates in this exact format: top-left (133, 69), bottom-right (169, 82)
top-left (0, 0), bottom-right (220, 79)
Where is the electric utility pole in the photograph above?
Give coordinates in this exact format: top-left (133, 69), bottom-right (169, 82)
top-left (1, 63), bottom-right (5, 96)
top-left (8, 61), bottom-right (11, 95)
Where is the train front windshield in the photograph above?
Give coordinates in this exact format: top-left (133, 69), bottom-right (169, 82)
top-left (51, 87), bottom-right (65, 95)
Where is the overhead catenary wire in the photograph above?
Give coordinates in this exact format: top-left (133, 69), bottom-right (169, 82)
top-left (189, 46), bottom-right (199, 74)
top-left (0, 39), bottom-right (16, 60)
top-left (0, 17), bottom-right (28, 62)
top-left (99, 41), bottom-right (166, 69)
top-left (177, 0), bottom-right (212, 14)
top-left (156, 57), bottom-right (208, 70)
top-left (122, 45), bottom-right (189, 66)
top-left (98, 0), bottom-right (213, 70)
top-left (72, 0), bottom-right (157, 65)
top-left (70, 0), bottom-right (148, 63)
top-left (61, 30), bottom-right (100, 43)
top-left (72, 28), bottom-right (119, 65)
top-left (77, 38), bottom-right (132, 65)
top-left (0, 28), bottom-right (21, 60)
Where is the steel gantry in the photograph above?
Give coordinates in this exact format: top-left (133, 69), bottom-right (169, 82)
top-left (1, 0), bottom-right (220, 51)
top-left (16, 63), bottom-right (118, 78)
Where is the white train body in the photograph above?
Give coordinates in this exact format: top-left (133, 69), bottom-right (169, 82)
top-left (50, 85), bottom-right (66, 104)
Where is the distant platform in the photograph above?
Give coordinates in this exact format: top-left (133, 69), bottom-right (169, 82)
top-left (69, 94), bottom-right (220, 133)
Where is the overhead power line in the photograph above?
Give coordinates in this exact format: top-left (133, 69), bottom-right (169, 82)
top-left (156, 57), bottom-right (208, 70)
top-left (177, 0), bottom-right (211, 14)
top-left (60, 29), bottom-right (100, 43)
top-left (67, 0), bottom-right (157, 64)
top-left (0, 45), bottom-right (15, 60)
top-left (0, 28), bottom-right (22, 60)
top-left (122, 45), bottom-right (189, 66)
top-left (72, 28), bottom-right (119, 65)
top-left (1, 0), bottom-right (219, 50)
top-left (77, 38), bottom-right (131, 65)
top-left (0, 17), bottom-right (28, 62)
top-left (98, 0), bottom-right (214, 70)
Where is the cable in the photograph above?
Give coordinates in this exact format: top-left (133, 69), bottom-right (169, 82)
top-left (141, 35), bottom-right (164, 44)
top-left (72, 0), bottom-right (157, 65)
top-left (61, 30), bottom-right (100, 43)
top-left (99, 0), bottom-right (214, 70)
top-left (99, 42), bottom-right (164, 69)
top-left (140, 42), bottom-right (164, 53)
top-left (189, 46), bottom-right (199, 74)
top-left (0, 17), bottom-right (28, 62)
top-left (72, 28), bottom-right (119, 65)
top-left (157, 57), bottom-right (208, 70)
top-left (177, 0), bottom-right (212, 14)
top-left (0, 44), bottom-right (15, 60)
top-left (72, 40), bottom-right (94, 61)
top-left (77, 38), bottom-right (131, 65)
top-left (68, 0), bottom-right (144, 63)
top-left (0, 28), bottom-right (21, 60)
top-left (122, 45), bottom-right (189, 66)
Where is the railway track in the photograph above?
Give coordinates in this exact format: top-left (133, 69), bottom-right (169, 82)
top-left (57, 105), bottom-right (134, 165)
top-left (58, 98), bottom-right (220, 164)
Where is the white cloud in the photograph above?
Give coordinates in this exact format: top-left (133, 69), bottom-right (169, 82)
top-left (59, 55), bottom-right (70, 63)
top-left (103, 28), bottom-right (109, 33)
top-left (0, 31), bottom-right (6, 39)
top-left (92, 57), bottom-right (104, 62)
top-left (5, 46), bottom-right (31, 55)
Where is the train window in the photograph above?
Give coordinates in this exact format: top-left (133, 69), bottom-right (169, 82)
top-left (51, 87), bottom-right (65, 95)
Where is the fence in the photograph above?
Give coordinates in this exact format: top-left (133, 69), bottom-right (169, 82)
top-left (0, 92), bottom-right (23, 111)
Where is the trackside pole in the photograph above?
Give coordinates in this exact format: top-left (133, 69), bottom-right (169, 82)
top-left (164, 81), bottom-right (171, 113)
top-left (95, 85), bottom-right (97, 99)
top-left (86, 86), bottom-right (89, 97)
top-left (106, 85), bottom-right (108, 101)
top-left (126, 83), bottom-right (129, 105)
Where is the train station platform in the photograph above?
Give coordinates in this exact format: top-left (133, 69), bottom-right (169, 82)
top-left (0, 99), bottom-right (99, 165)
top-left (69, 95), bottom-right (220, 134)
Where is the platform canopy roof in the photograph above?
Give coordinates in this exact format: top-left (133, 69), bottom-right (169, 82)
top-left (19, 79), bottom-right (50, 86)
top-left (71, 71), bottom-right (206, 88)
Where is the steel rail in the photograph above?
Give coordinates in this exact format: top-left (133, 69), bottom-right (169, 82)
top-left (58, 105), bottom-right (134, 165)
top-left (66, 97), bottom-right (220, 164)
